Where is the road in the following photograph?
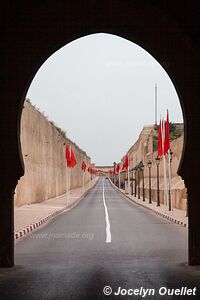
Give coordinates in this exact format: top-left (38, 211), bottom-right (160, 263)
top-left (0, 178), bottom-right (199, 299)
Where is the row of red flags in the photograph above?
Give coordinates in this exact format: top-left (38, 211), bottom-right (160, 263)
top-left (109, 110), bottom-right (170, 175)
top-left (65, 111), bottom-right (170, 176)
top-left (108, 154), bottom-right (129, 175)
top-left (65, 144), bottom-right (99, 174)
top-left (88, 167), bottom-right (99, 175)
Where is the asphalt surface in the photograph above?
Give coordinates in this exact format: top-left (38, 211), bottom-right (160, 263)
top-left (0, 178), bottom-right (200, 299)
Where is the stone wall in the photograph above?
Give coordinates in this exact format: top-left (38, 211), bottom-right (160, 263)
top-left (15, 101), bottom-right (91, 207)
top-left (119, 125), bottom-right (186, 210)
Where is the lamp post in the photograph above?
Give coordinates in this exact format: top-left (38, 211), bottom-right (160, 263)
top-left (134, 168), bottom-right (137, 197)
top-left (113, 162), bottom-right (116, 186)
top-left (130, 158), bottom-right (133, 195)
top-left (131, 170), bottom-right (134, 195)
top-left (148, 160), bottom-right (152, 204)
top-left (168, 149), bottom-right (173, 211)
top-left (140, 163), bottom-right (145, 201)
top-left (118, 167), bottom-right (121, 189)
top-left (155, 156), bottom-right (160, 206)
top-left (137, 168), bottom-right (140, 199)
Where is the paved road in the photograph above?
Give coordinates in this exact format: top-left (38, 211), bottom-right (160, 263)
top-left (0, 178), bottom-right (199, 299)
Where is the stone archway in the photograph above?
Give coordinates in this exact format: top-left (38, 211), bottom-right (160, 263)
top-left (1, 1), bottom-right (200, 266)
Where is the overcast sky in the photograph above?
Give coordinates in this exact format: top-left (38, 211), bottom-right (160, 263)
top-left (27, 33), bottom-right (183, 166)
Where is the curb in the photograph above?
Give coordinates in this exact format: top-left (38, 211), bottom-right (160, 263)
top-left (15, 207), bottom-right (67, 240)
top-left (109, 178), bottom-right (188, 228)
top-left (15, 178), bottom-right (99, 240)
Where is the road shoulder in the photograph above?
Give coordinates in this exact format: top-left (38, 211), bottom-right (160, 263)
top-left (109, 178), bottom-right (188, 228)
top-left (15, 177), bottom-right (99, 240)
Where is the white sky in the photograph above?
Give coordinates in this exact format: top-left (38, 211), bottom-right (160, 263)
top-left (27, 33), bottom-right (183, 166)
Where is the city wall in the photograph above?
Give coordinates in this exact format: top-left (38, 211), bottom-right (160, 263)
top-left (15, 101), bottom-right (91, 207)
top-left (119, 125), bottom-right (186, 210)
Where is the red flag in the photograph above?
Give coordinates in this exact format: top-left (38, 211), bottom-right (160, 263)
top-left (70, 148), bottom-right (77, 168)
top-left (125, 155), bottom-right (129, 170)
top-left (122, 154), bottom-right (129, 170)
top-left (164, 110), bottom-right (170, 155)
top-left (82, 161), bottom-right (87, 171)
top-left (66, 145), bottom-right (72, 167)
top-left (116, 163), bottom-right (120, 173)
top-left (158, 120), bottom-right (163, 158)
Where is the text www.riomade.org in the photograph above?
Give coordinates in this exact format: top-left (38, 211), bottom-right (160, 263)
top-left (103, 286), bottom-right (197, 297)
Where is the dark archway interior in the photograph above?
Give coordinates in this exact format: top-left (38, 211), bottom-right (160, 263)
top-left (1, 1), bottom-right (200, 267)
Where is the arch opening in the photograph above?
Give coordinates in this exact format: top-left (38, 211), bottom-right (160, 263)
top-left (1, 1), bottom-right (200, 271)
top-left (16, 32), bottom-right (186, 238)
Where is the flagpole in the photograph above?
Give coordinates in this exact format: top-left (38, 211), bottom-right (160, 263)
top-left (165, 110), bottom-right (172, 211)
top-left (168, 149), bottom-right (173, 211)
top-left (66, 165), bottom-right (68, 204)
top-left (161, 119), bottom-right (168, 209)
top-left (69, 146), bottom-right (71, 204)
top-left (65, 144), bottom-right (69, 205)
top-left (128, 164), bottom-right (130, 195)
top-left (69, 168), bottom-right (71, 204)
top-left (155, 84), bottom-right (158, 126)
top-left (82, 170), bottom-right (85, 192)
top-left (163, 155), bottom-right (168, 208)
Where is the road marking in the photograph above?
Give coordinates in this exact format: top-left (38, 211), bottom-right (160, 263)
top-left (102, 179), bottom-right (111, 243)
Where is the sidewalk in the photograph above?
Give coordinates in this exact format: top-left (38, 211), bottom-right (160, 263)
top-left (110, 180), bottom-right (188, 228)
top-left (14, 177), bottom-right (99, 240)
